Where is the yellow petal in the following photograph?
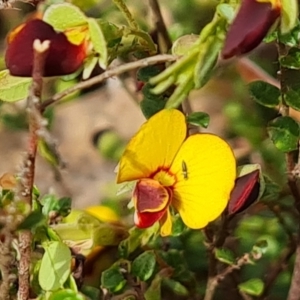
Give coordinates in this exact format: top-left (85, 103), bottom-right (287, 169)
top-left (170, 134), bottom-right (236, 229)
top-left (159, 209), bottom-right (172, 236)
top-left (117, 109), bottom-right (186, 183)
top-left (85, 206), bottom-right (119, 223)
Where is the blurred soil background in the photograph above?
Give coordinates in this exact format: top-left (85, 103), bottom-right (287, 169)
top-left (0, 0), bottom-right (282, 209)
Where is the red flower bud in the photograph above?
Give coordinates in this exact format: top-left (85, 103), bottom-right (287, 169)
top-left (228, 169), bottom-right (260, 215)
top-left (222, 0), bottom-right (281, 59)
top-left (5, 19), bottom-right (87, 77)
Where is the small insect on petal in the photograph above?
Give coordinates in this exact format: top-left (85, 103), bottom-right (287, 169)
top-left (5, 19), bottom-right (87, 77)
top-left (181, 160), bottom-right (188, 180)
top-left (228, 169), bottom-right (260, 215)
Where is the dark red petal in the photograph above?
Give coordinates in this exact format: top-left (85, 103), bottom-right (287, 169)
top-left (134, 209), bottom-right (167, 228)
top-left (134, 179), bottom-right (171, 213)
top-left (5, 19), bottom-right (86, 77)
top-left (222, 0), bottom-right (280, 59)
top-left (228, 169), bottom-right (260, 215)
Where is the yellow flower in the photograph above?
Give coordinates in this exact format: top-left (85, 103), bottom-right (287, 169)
top-left (116, 109), bottom-right (236, 236)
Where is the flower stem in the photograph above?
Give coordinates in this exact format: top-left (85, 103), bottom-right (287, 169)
top-left (17, 39), bottom-right (49, 300)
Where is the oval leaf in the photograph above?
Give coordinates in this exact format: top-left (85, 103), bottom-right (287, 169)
top-left (101, 265), bottom-right (126, 293)
top-left (267, 116), bottom-right (299, 152)
top-left (285, 88), bottom-right (300, 111)
top-left (280, 48), bottom-right (300, 69)
top-left (186, 112), bottom-right (210, 128)
top-left (215, 248), bottom-right (235, 265)
top-left (238, 278), bottom-right (264, 296)
top-left (0, 70), bottom-right (31, 102)
top-left (49, 289), bottom-right (86, 300)
top-left (172, 34), bottom-right (198, 56)
top-left (132, 250), bottom-right (156, 281)
top-left (43, 3), bottom-right (87, 31)
top-left (248, 81), bottom-right (280, 108)
top-left (88, 18), bottom-right (108, 69)
top-left (39, 241), bottom-right (72, 291)
top-left (17, 211), bottom-right (45, 230)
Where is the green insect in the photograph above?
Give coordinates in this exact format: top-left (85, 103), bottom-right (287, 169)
top-left (182, 160), bottom-right (188, 180)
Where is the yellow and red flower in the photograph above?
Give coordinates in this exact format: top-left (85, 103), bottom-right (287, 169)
top-left (116, 109), bottom-right (236, 236)
top-left (222, 0), bottom-right (281, 59)
top-left (5, 19), bottom-right (88, 77)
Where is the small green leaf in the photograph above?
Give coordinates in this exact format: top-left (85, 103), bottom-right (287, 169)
top-left (238, 278), bottom-right (264, 296)
top-left (39, 241), bottom-right (72, 291)
top-left (280, 48), bottom-right (300, 69)
top-left (285, 88), bottom-right (300, 111)
top-left (267, 116), bottom-right (299, 152)
top-left (162, 278), bottom-right (189, 296)
top-left (215, 248), bottom-right (235, 265)
top-left (17, 211), bottom-right (45, 230)
top-left (82, 56), bottom-right (98, 80)
top-left (217, 3), bottom-right (235, 22)
top-left (88, 18), bottom-right (108, 69)
top-left (118, 225), bottom-right (159, 258)
top-left (248, 81), bottom-right (280, 107)
top-left (41, 195), bottom-right (71, 218)
top-left (171, 215), bottom-right (187, 236)
top-left (132, 251), bottom-right (156, 281)
top-left (140, 84), bottom-right (166, 119)
top-left (81, 285), bottom-right (100, 300)
top-left (49, 289), bottom-right (86, 300)
top-left (281, 0), bottom-right (298, 34)
top-left (43, 3), bottom-right (87, 30)
top-left (0, 70), bottom-right (31, 102)
top-left (101, 265), bottom-right (126, 293)
top-left (186, 112), bottom-right (210, 128)
top-left (172, 34), bottom-right (198, 56)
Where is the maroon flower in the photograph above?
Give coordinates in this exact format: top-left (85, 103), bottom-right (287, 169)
top-left (5, 19), bottom-right (87, 77)
top-left (222, 0), bottom-right (281, 59)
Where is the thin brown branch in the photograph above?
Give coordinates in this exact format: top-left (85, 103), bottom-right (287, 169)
top-left (17, 39), bottom-right (49, 300)
top-left (0, 229), bottom-right (15, 300)
top-left (148, 0), bottom-right (172, 53)
top-left (41, 54), bottom-right (177, 110)
top-left (203, 215), bottom-right (231, 300)
top-left (203, 253), bottom-right (254, 300)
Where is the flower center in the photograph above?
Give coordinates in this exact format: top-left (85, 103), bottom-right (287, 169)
top-left (152, 169), bottom-right (176, 187)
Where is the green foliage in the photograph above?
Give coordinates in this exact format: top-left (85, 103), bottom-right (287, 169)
top-left (0, 70), bottom-right (31, 102)
top-left (186, 112), bottom-right (210, 128)
top-left (131, 251), bottom-right (156, 281)
top-left (101, 264), bottom-right (127, 293)
top-left (43, 3), bottom-right (87, 29)
top-left (267, 116), bottom-right (300, 152)
top-left (38, 241), bottom-right (72, 291)
top-left (248, 81), bottom-right (280, 108)
top-left (215, 248), bottom-right (235, 265)
top-left (238, 278), bottom-right (264, 296)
